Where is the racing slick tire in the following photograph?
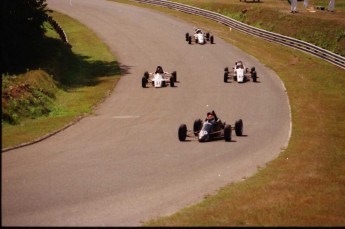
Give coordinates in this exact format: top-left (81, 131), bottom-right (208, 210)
top-left (193, 119), bottom-right (203, 136)
top-left (170, 76), bottom-right (175, 87)
top-left (251, 67), bottom-right (257, 82)
top-left (206, 32), bottom-right (210, 41)
top-left (142, 76), bottom-right (147, 88)
top-left (185, 32), bottom-right (189, 41)
top-left (224, 72), bottom-right (228, 83)
top-left (178, 124), bottom-right (187, 141)
top-left (252, 72), bottom-right (257, 82)
top-left (224, 67), bottom-right (229, 72)
top-left (235, 119), bottom-right (243, 136)
top-left (144, 71), bottom-right (149, 79)
top-left (224, 124), bottom-right (232, 142)
top-left (210, 35), bottom-right (214, 44)
top-left (188, 36), bottom-right (192, 44)
top-left (172, 71), bottom-right (177, 82)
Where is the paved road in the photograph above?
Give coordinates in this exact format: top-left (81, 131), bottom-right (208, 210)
top-left (2, 0), bottom-right (291, 226)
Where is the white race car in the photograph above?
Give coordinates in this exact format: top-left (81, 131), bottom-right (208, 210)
top-left (141, 70), bottom-right (177, 88)
top-left (224, 61), bottom-right (258, 83)
top-left (185, 28), bottom-right (214, 45)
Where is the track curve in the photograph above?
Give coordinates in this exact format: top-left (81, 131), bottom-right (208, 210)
top-left (2, 0), bottom-right (291, 226)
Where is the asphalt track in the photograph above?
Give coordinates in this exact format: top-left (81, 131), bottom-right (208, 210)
top-left (2, 0), bottom-right (291, 226)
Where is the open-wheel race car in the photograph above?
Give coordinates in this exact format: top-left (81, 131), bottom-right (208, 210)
top-left (178, 110), bottom-right (243, 142)
top-left (224, 61), bottom-right (258, 83)
top-left (141, 66), bottom-right (177, 88)
top-left (185, 28), bottom-right (214, 45)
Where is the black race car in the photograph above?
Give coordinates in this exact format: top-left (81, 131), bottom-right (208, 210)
top-left (178, 111), bottom-right (243, 142)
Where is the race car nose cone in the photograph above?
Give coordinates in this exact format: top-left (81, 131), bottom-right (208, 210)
top-left (198, 134), bottom-right (209, 142)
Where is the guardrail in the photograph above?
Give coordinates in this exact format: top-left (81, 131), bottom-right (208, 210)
top-left (131, 0), bottom-right (345, 69)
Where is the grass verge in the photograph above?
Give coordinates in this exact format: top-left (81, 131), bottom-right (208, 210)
top-left (111, 0), bottom-right (345, 226)
top-left (2, 11), bottom-right (120, 149)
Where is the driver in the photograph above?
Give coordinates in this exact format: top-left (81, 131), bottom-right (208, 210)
top-left (194, 28), bottom-right (202, 40)
top-left (206, 110), bottom-right (218, 123)
top-left (196, 28), bottom-right (202, 34)
top-left (235, 61), bottom-right (244, 69)
top-left (206, 114), bottom-right (215, 123)
top-left (155, 66), bottom-right (166, 74)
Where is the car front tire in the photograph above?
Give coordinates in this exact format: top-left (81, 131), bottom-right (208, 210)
top-left (235, 119), bottom-right (243, 136)
top-left (224, 124), bottom-right (232, 142)
top-left (178, 124), bottom-right (187, 141)
top-left (142, 76), bottom-right (147, 88)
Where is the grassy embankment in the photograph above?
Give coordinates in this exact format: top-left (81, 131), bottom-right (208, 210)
top-left (109, 0), bottom-right (345, 226)
top-left (2, 11), bottom-right (120, 149)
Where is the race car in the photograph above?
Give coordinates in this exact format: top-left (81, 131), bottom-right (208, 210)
top-left (224, 61), bottom-right (258, 83)
top-left (185, 28), bottom-right (214, 45)
top-left (178, 110), bottom-right (243, 142)
top-left (141, 69), bottom-right (177, 88)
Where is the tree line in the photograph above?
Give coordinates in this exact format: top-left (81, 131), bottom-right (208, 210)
top-left (1, 0), bottom-right (50, 75)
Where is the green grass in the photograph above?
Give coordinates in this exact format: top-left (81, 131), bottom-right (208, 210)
top-left (2, 11), bottom-right (121, 149)
top-left (108, 0), bottom-right (345, 226)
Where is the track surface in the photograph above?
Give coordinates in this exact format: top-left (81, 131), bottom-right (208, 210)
top-left (2, 0), bottom-right (291, 226)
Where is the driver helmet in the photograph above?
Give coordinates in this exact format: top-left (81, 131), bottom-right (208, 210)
top-left (207, 114), bottom-right (214, 121)
top-left (156, 66), bottom-right (163, 73)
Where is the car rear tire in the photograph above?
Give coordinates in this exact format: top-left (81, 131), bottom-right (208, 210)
top-left (210, 35), bottom-right (214, 44)
top-left (170, 76), bottom-right (174, 87)
top-left (224, 72), bottom-right (228, 83)
top-left (235, 119), bottom-right (243, 136)
top-left (144, 71), bottom-right (149, 79)
top-left (252, 72), bottom-right (257, 82)
top-left (251, 67), bottom-right (257, 82)
top-left (224, 124), bottom-right (232, 142)
top-left (193, 119), bottom-right (202, 136)
top-left (185, 32), bottom-right (189, 41)
top-left (178, 124), bottom-right (187, 141)
top-left (188, 36), bottom-right (192, 44)
top-left (172, 71), bottom-right (177, 82)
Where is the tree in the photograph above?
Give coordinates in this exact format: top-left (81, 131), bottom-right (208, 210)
top-left (1, 0), bottom-right (49, 74)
